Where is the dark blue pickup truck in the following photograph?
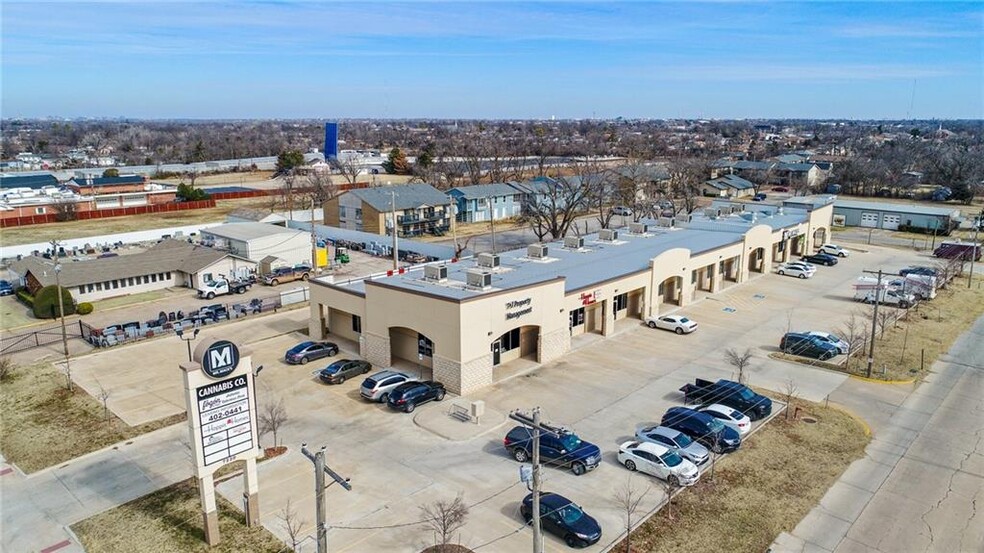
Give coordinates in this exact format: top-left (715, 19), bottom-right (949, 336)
top-left (503, 425), bottom-right (601, 476)
top-left (679, 378), bottom-right (773, 420)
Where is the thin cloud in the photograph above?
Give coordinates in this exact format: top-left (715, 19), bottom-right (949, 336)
top-left (835, 23), bottom-right (978, 39)
top-left (646, 64), bottom-right (961, 82)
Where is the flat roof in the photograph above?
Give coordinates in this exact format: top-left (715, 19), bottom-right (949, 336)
top-left (833, 200), bottom-right (961, 217)
top-left (201, 222), bottom-right (305, 242)
top-left (323, 207), bottom-right (813, 301)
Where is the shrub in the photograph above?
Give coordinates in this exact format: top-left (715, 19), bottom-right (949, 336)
top-left (32, 285), bottom-right (76, 319)
top-left (15, 289), bottom-right (34, 307)
top-left (77, 302), bottom-right (94, 315)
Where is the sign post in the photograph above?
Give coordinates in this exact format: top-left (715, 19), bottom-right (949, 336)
top-left (180, 337), bottom-right (262, 546)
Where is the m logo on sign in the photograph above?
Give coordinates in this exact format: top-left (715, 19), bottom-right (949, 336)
top-left (201, 340), bottom-right (240, 379)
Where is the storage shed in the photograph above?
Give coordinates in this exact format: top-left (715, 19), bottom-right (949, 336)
top-left (832, 200), bottom-right (962, 234)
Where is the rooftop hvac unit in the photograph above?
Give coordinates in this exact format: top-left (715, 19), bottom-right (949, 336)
top-left (657, 217), bottom-right (674, 228)
top-left (564, 236), bottom-right (584, 249)
top-left (704, 208), bottom-right (721, 219)
top-left (527, 244), bottom-right (548, 258)
top-left (424, 264), bottom-right (448, 282)
top-left (731, 205), bottom-right (742, 213)
top-left (466, 269), bottom-right (492, 289)
top-left (598, 229), bottom-right (618, 242)
top-left (629, 222), bottom-right (649, 234)
top-left (477, 253), bottom-right (500, 269)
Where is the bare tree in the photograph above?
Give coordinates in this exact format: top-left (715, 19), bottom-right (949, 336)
top-left (724, 348), bottom-right (753, 385)
top-left (419, 494), bottom-right (469, 550)
top-left (51, 198), bottom-right (79, 222)
top-left (521, 161), bottom-right (594, 240)
top-left (259, 398), bottom-right (289, 448)
top-left (97, 385), bottom-right (112, 421)
top-left (331, 156), bottom-right (364, 186)
top-left (667, 157), bottom-right (711, 215)
top-left (0, 356), bottom-right (14, 381)
top-left (305, 170), bottom-right (339, 207)
top-left (454, 235), bottom-right (474, 259)
top-left (782, 379), bottom-right (799, 420)
top-left (838, 312), bottom-right (868, 370)
top-left (278, 498), bottom-right (307, 552)
top-left (613, 476), bottom-right (649, 553)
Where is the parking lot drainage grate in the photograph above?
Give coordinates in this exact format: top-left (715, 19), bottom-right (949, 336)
top-left (753, 294), bottom-right (766, 300)
top-left (723, 307), bottom-right (737, 313)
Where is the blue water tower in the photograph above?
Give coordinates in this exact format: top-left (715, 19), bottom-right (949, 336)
top-left (324, 122), bottom-right (339, 160)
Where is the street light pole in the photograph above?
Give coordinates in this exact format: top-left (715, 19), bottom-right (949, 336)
top-left (301, 444), bottom-right (352, 553)
top-left (176, 327), bottom-right (200, 362)
top-left (968, 208), bottom-right (983, 289)
top-left (53, 262), bottom-right (72, 391)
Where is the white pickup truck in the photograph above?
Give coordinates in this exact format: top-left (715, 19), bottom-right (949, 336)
top-left (197, 278), bottom-right (251, 299)
top-left (853, 283), bottom-right (915, 308)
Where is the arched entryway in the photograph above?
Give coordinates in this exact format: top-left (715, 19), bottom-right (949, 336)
top-left (389, 326), bottom-right (435, 370)
top-left (492, 325), bottom-right (540, 367)
top-left (658, 276), bottom-right (684, 308)
top-left (813, 227), bottom-right (827, 248)
top-left (748, 247), bottom-right (766, 273)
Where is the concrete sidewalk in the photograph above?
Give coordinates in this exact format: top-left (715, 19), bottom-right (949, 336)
top-left (771, 313), bottom-right (984, 553)
top-left (0, 424), bottom-right (192, 553)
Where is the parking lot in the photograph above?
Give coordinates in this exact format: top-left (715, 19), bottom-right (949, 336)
top-left (70, 242), bottom-right (931, 551)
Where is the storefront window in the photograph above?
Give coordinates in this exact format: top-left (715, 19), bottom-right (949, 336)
top-left (500, 328), bottom-right (521, 352)
top-left (614, 293), bottom-right (628, 312)
top-left (569, 307), bottom-right (585, 328)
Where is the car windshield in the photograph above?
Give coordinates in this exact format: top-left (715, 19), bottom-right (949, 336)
top-left (325, 361), bottom-right (345, 372)
top-left (290, 342), bottom-right (313, 353)
top-left (826, 334), bottom-right (842, 343)
top-left (660, 451), bottom-right (683, 467)
top-left (559, 434), bottom-right (582, 451)
top-left (673, 432), bottom-right (693, 447)
top-left (678, 317), bottom-right (690, 323)
top-left (557, 503), bottom-right (584, 525)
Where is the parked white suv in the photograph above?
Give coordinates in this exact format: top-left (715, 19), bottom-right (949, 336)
top-left (360, 370), bottom-right (418, 402)
top-left (819, 244), bottom-right (850, 257)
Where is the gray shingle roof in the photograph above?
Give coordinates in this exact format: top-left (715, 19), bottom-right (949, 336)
top-left (448, 182), bottom-right (521, 200)
top-left (705, 174), bottom-right (756, 190)
top-left (13, 240), bottom-right (243, 288)
top-left (346, 183), bottom-right (450, 211)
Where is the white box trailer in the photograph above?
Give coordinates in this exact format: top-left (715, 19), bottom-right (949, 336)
top-left (853, 277), bottom-right (916, 307)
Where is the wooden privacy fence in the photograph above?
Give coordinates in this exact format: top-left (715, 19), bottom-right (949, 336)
top-left (0, 200), bottom-right (216, 228)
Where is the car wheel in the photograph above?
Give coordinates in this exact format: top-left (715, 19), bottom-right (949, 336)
top-left (839, 252), bottom-right (846, 257)
top-left (379, 392), bottom-right (389, 403)
top-left (300, 356), bottom-right (309, 365)
top-left (513, 448), bottom-right (529, 463)
top-left (237, 287), bottom-right (246, 294)
top-left (624, 459), bottom-right (637, 472)
top-left (206, 292), bottom-right (215, 299)
top-left (668, 474), bottom-right (680, 487)
top-left (571, 462), bottom-right (586, 476)
top-left (565, 535), bottom-right (579, 548)
top-left (330, 348), bottom-right (338, 356)
top-left (778, 270), bottom-right (785, 275)
top-left (270, 279), bottom-right (279, 286)
top-left (436, 390), bottom-right (445, 401)
top-left (522, 510), bottom-right (532, 524)
top-left (301, 273), bottom-right (309, 281)
top-left (798, 273), bottom-right (806, 279)
top-left (648, 321), bottom-right (657, 329)
top-left (675, 327), bottom-right (684, 335)
top-left (405, 402), bottom-right (415, 413)
top-left (336, 376), bottom-right (345, 384)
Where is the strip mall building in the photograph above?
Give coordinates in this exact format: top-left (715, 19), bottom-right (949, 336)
top-left (309, 199), bottom-right (834, 395)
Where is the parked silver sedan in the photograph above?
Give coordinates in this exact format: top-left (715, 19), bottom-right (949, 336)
top-left (635, 425), bottom-right (709, 466)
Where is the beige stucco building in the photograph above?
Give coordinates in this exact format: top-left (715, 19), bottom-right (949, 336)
top-left (308, 200), bottom-right (834, 395)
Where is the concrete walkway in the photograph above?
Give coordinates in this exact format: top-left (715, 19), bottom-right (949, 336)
top-left (0, 424), bottom-right (192, 553)
top-left (771, 313), bottom-right (984, 553)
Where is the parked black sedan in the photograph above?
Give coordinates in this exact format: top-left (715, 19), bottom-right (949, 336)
top-left (386, 381), bottom-right (446, 413)
top-left (318, 359), bottom-right (372, 384)
top-left (801, 252), bottom-right (838, 266)
top-left (285, 341), bottom-right (339, 364)
top-left (521, 492), bottom-right (602, 548)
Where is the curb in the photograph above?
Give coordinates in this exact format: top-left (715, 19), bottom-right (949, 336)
top-left (848, 374), bottom-right (916, 385)
top-left (825, 403), bottom-right (873, 437)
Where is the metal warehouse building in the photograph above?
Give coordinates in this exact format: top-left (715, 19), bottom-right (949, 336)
top-left (307, 201), bottom-right (833, 395)
top-left (830, 199), bottom-right (962, 233)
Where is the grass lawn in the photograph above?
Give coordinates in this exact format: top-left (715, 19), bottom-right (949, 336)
top-left (71, 477), bottom-right (283, 553)
top-left (0, 296), bottom-right (37, 331)
top-left (91, 287), bottom-right (191, 312)
top-left (618, 397), bottom-right (869, 553)
top-left (0, 197), bottom-right (272, 247)
top-left (0, 361), bottom-right (185, 473)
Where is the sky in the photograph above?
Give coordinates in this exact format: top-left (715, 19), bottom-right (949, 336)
top-left (1, 1), bottom-right (981, 120)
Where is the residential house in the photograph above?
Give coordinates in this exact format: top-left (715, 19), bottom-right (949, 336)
top-left (66, 175), bottom-right (149, 195)
top-left (447, 183), bottom-right (522, 223)
top-left (324, 183), bottom-right (452, 237)
top-left (701, 174), bottom-right (757, 198)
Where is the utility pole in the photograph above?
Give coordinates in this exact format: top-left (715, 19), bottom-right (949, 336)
top-left (509, 408), bottom-right (558, 553)
top-left (391, 190), bottom-right (399, 270)
top-left (488, 195), bottom-right (497, 254)
top-left (301, 444), bottom-right (351, 553)
top-left (968, 208), bottom-right (983, 289)
top-left (50, 240), bottom-right (72, 391)
top-left (861, 269), bottom-right (883, 378)
top-left (310, 197), bottom-right (319, 273)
